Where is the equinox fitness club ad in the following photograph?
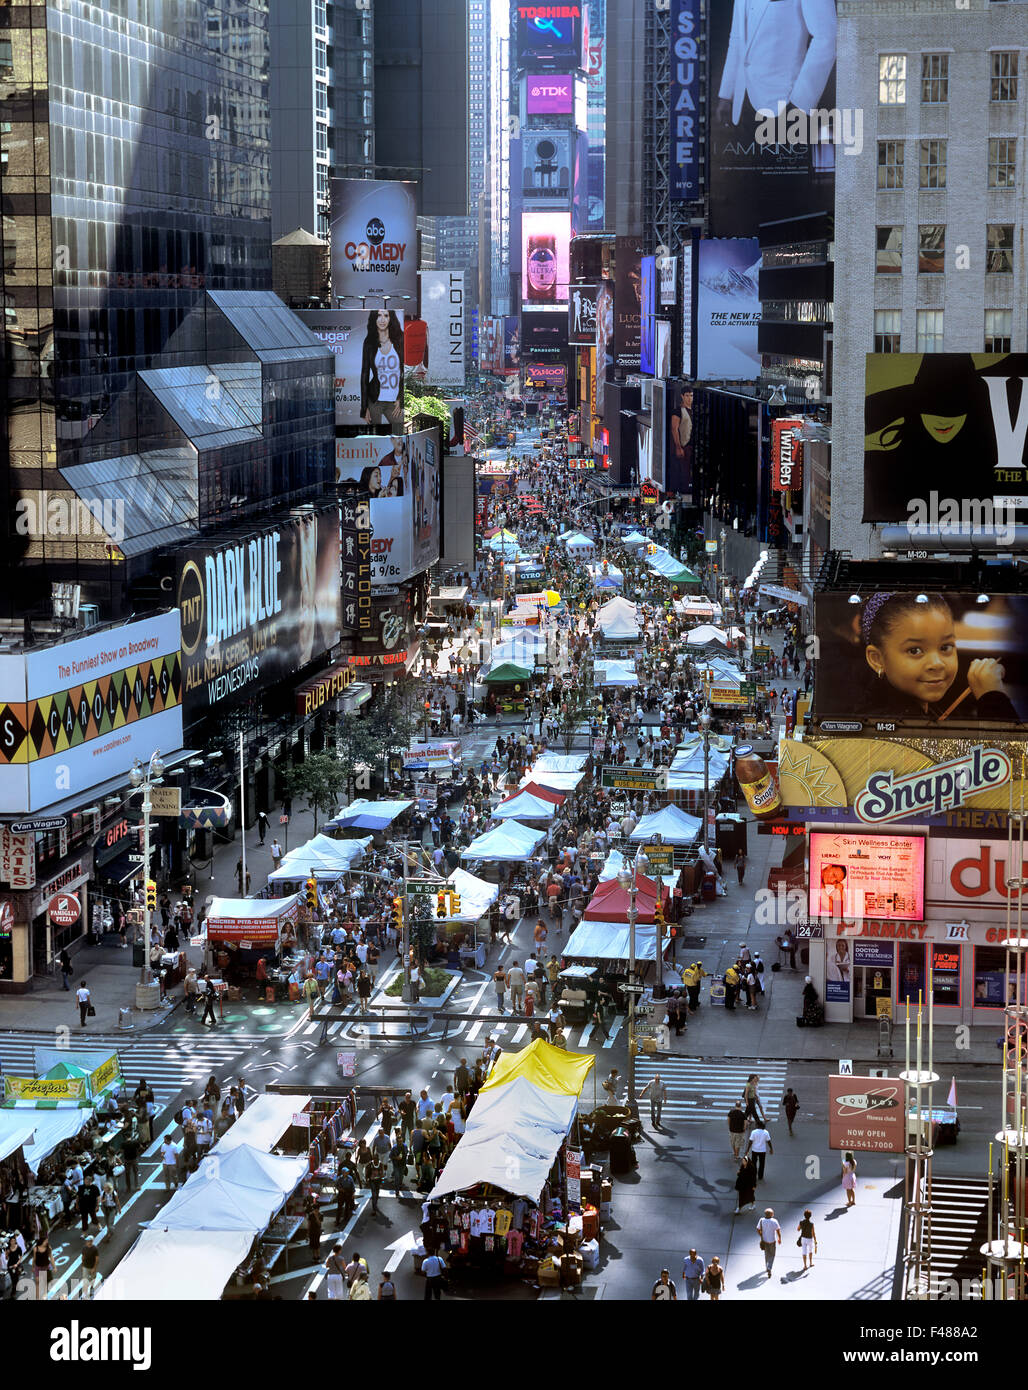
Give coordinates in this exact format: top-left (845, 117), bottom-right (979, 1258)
top-left (175, 507), bottom-right (342, 715)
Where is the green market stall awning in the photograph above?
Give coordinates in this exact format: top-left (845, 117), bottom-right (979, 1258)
top-left (483, 660), bottom-right (532, 683)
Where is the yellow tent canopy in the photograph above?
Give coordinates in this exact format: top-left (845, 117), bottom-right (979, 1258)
top-left (481, 1037), bottom-right (595, 1097)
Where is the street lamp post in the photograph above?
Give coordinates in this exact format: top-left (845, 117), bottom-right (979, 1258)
top-left (129, 750), bottom-right (164, 1006)
top-left (618, 851), bottom-right (649, 1101)
top-left (699, 707), bottom-right (712, 852)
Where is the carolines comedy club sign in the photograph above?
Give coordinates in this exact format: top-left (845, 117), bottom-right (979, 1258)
top-left (855, 747), bottom-right (1011, 824)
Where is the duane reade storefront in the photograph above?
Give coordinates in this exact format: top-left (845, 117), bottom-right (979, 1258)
top-left (818, 827), bottom-right (1028, 1028)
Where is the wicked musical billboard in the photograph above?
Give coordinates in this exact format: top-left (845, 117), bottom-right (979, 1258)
top-left (176, 508), bottom-right (342, 715)
top-left (812, 592), bottom-right (1028, 732)
top-left (863, 354), bottom-right (1028, 521)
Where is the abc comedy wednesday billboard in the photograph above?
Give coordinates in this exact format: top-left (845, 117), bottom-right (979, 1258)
top-left (176, 508), bottom-right (342, 716)
top-left (330, 178), bottom-right (417, 299)
top-left (864, 354), bottom-right (1028, 521)
top-left (297, 309), bottom-right (405, 428)
top-left (812, 592), bottom-right (1028, 731)
top-left (336, 429), bottom-right (441, 585)
top-left (0, 613), bottom-right (183, 814)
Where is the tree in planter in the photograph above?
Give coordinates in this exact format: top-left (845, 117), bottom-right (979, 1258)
top-left (335, 717), bottom-right (387, 803)
top-left (411, 910), bottom-right (438, 968)
top-left (283, 753), bottom-right (349, 834)
top-left (554, 669), bottom-right (597, 755)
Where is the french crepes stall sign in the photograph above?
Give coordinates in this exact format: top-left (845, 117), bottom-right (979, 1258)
top-left (827, 1075), bottom-right (906, 1153)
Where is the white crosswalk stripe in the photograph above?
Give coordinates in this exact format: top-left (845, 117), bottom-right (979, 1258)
top-left (633, 1056), bottom-right (789, 1123)
top-left (0, 1034), bottom-right (261, 1112)
top-left (333, 1002), bottom-right (628, 1051)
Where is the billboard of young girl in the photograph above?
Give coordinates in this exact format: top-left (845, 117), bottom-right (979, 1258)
top-left (812, 591), bottom-right (1028, 730)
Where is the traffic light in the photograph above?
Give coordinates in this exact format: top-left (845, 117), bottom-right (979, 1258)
top-left (449, 890), bottom-right (461, 916)
top-left (305, 877), bottom-right (318, 912)
top-left (146, 880), bottom-right (157, 912)
top-left (391, 897), bottom-right (404, 934)
top-left (436, 890), bottom-right (447, 919)
top-left (654, 901), bottom-right (665, 929)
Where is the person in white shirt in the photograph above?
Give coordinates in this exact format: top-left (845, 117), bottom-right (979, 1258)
top-left (746, 1124), bottom-right (773, 1180)
top-left (160, 1136), bottom-right (181, 1191)
top-left (715, 0), bottom-right (838, 129)
top-left (756, 1208), bottom-right (782, 1277)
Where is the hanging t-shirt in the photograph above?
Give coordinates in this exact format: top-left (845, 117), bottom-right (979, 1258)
top-left (480, 1208), bottom-right (496, 1235)
top-left (494, 1209), bottom-right (513, 1237)
top-left (469, 1210), bottom-right (486, 1237)
top-left (375, 343), bottom-right (400, 404)
top-left (507, 1229), bottom-right (524, 1258)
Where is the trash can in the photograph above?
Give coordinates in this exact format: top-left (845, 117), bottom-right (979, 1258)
top-left (132, 942), bottom-right (145, 968)
top-left (608, 1128), bottom-right (636, 1175)
top-left (118, 1007), bottom-right (133, 1030)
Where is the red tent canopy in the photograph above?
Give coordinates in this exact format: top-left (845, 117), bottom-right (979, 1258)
top-left (510, 781), bottom-right (565, 805)
top-left (583, 874), bottom-right (671, 924)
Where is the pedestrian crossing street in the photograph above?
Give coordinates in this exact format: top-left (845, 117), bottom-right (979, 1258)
top-left (0, 1032), bottom-right (261, 1114)
top-left (633, 1056), bottom-right (789, 1125)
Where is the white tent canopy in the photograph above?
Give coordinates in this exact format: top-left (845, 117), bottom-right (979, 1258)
top-left (629, 804), bottom-right (701, 845)
top-left (94, 1229), bottom-right (255, 1303)
top-left (461, 821), bottom-right (546, 861)
top-left (593, 659), bottom-right (638, 687)
top-left (622, 530), bottom-right (649, 547)
top-left (522, 752), bottom-right (589, 793)
top-left (685, 624), bottom-right (732, 648)
top-left (587, 563), bottom-right (623, 587)
top-left (270, 833), bottom-right (370, 882)
top-left (562, 531), bottom-right (595, 552)
top-left (565, 919), bottom-right (660, 962)
top-left (670, 745), bottom-right (731, 780)
top-left (596, 596), bottom-right (640, 641)
top-left (146, 1177), bottom-right (279, 1232)
top-left (217, 1094), bottom-right (312, 1154)
top-left (190, 1144), bottom-right (308, 1204)
top-left (0, 1115), bottom-right (40, 1163)
top-left (675, 595), bottom-right (721, 616)
top-left (492, 790), bottom-right (560, 821)
top-left (21, 1108), bottom-right (92, 1173)
top-left (429, 1077), bottom-right (579, 1201)
top-left (441, 868), bottom-right (499, 922)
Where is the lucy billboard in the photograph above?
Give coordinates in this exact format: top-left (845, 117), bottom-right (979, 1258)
top-left (419, 271), bottom-right (466, 388)
top-left (176, 509), bottom-right (342, 715)
top-left (526, 74), bottom-right (574, 115)
top-left (297, 309), bottom-right (404, 428)
top-left (335, 430), bottom-right (440, 584)
top-left (0, 613), bottom-right (183, 814)
top-left (522, 212), bottom-right (571, 308)
top-left (812, 592), bottom-right (1028, 731)
top-left (863, 354), bottom-right (1028, 521)
top-left (330, 178), bottom-right (417, 299)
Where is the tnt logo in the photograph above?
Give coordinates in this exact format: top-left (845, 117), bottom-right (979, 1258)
top-left (366, 218), bottom-right (385, 247)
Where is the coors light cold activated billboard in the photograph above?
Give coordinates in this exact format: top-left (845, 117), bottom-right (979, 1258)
top-left (336, 430), bottom-right (441, 585)
top-left (330, 178), bottom-right (417, 299)
top-left (864, 353), bottom-right (1028, 521)
top-left (176, 509), bottom-right (342, 715)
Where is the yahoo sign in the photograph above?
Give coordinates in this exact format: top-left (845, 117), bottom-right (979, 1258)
top-left (527, 74), bottom-right (574, 115)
